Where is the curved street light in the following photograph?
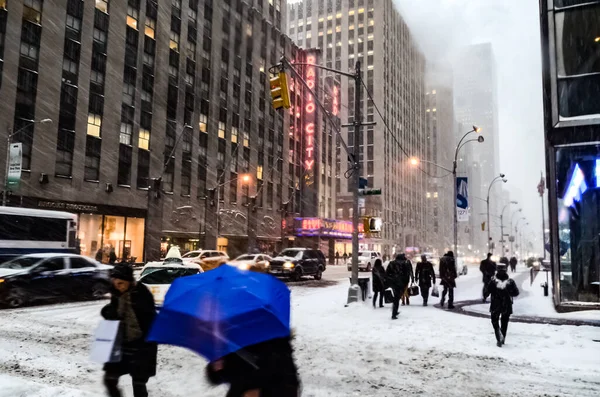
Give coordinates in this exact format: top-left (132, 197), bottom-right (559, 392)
top-left (453, 126), bottom-right (483, 260)
top-left (486, 174), bottom-right (507, 253)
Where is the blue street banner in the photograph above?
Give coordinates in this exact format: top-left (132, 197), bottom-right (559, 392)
top-left (456, 177), bottom-right (469, 222)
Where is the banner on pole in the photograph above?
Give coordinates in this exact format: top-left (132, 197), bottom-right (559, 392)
top-left (7, 143), bottom-right (22, 188)
top-left (456, 177), bottom-right (469, 222)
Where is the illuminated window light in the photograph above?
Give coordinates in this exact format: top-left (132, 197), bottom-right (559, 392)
top-left (596, 159), bottom-right (600, 187)
top-left (563, 164), bottom-right (587, 207)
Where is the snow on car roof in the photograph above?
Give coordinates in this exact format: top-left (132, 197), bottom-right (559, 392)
top-left (16, 253), bottom-right (88, 259)
top-left (142, 261), bottom-right (201, 269)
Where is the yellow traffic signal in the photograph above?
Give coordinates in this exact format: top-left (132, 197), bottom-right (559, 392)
top-left (270, 72), bottom-right (291, 110)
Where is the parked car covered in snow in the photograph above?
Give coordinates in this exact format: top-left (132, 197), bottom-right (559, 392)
top-left (346, 251), bottom-right (382, 272)
top-left (0, 253), bottom-right (112, 308)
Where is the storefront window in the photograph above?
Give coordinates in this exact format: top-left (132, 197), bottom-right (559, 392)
top-left (125, 217), bottom-right (145, 262)
top-left (103, 216), bottom-right (126, 261)
top-left (555, 144), bottom-right (600, 303)
top-left (79, 214), bottom-right (103, 259)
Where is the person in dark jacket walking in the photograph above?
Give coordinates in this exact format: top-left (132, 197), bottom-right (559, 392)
top-left (205, 336), bottom-right (301, 397)
top-left (400, 255), bottom-right (415, 306)
top-left (509, 256), bottom-right (518, 273)
top-left (371, 259), bottom-right (386, 308)
top-left (439, 251), bottom-right (457, 309)
top-left (487, 262), bottom-right (520, 347)
top-left (108, 247), bottom-right (117, 264)
top-left (101, 264), bottom-right (157, 397)
top-left (480, 253), bottom-right (497, 303)
top-left (385, 254), bottom-right (405, 319)
top-left (415, 254), bottom-right (436, 306)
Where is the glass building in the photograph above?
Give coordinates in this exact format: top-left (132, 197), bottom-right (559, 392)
top-left (540, 0), bottom-right (600, 309)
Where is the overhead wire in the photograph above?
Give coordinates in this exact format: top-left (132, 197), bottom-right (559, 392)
top-left (359, 77), bottom-right (453, 179)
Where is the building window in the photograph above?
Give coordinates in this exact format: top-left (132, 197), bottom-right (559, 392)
top-left (123, 83), bottom-right (135, 105)
top-left (127, 5), bottom-right (138, 30)
top-left (137, 149), bottom-right (149, 189)
top-left (84, 135), bottom-right (101, 181)
top-left (138, 128), bottom-right (150, 150)
top-left (199, 113), bottom-right (207, 132)
top-left (120, 122), bottom-right (133, 145)
top-left (218, 121), bottom-right (225, 139)
top-left (95, 0), bottom-right (108, 13)
top-left (23, 0), bottom-right (43, 24)
top-left (170, 31), bottom-right (179, 51)
top-left (231, 127), bottom-right (238, 144)
top-left (181, 157), bottom-right (191, 196)
top-left (145, 17), bottom-right (155, 38)
top-left (55, 129), bottom-right (75, 177)
top-left (257, 165), bottom-right (263, 180)
top-left (87, 113), bottom-right (102, 137)
top-left (118, 144), bottom-right (132, 185)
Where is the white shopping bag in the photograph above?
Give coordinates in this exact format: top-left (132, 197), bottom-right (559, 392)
top-left (90, 320), bottom-right (122, 364)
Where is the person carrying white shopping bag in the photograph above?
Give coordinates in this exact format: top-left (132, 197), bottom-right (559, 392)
top-left (96, 264), bottom-right (157, 397)
top-left (90, 319), bottom-right (122, 364)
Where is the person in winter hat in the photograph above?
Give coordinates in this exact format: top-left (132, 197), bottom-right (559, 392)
top-left (439, 251), bottom-right (457, 309)
top-left (480, 253), bottom-right (497, 303)
top-left (371, 259), bottom-right (386, 308)
top-left (385, 254), bottom-right (406, 319)
top-left (101, 263), bottom-right (157, 397)
top-left (415, 254), bottom-right (436, 306)
top-left (487, 262), bottom-right (520, 347)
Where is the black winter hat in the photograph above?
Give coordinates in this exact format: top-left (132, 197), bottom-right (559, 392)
top-left (110, 263), bottom-right (134, 282)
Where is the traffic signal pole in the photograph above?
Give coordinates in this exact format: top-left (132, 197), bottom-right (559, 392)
top-left (276, 57), bottom-right (375, 305)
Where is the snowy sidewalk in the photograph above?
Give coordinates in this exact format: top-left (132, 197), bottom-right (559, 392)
top-left (1, 280), bottom-right (600, 396)
top-left (458, 270), bottom-right (600, 327)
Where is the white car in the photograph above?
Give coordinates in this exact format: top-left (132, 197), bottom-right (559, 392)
top-left (229, 254), bottom-right (272, 272)
top-left (140, 247), bottom-right (202, 307)
top-left (347, 251), bottom-right (382, 272)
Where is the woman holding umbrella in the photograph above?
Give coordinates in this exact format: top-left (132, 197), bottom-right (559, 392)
top-left (148, 264), bottom-right (301, 397)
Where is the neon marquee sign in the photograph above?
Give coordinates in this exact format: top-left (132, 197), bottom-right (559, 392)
top-left (332, 85), bottom-right (339, 116)
top-left (294, 217), bottom-right (364, 240)
top-left (304, 54), bottom-right (317, 171)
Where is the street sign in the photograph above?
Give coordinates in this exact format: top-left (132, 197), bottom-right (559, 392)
top-left (359, 177), bottom-right (368, 189)
top-left (359, 188), bottom-right (381, 196)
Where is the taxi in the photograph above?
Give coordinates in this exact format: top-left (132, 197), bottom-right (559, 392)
top-left (139, 247), bottom-right (202, 307)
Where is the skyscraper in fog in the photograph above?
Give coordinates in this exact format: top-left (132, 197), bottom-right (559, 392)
top-left (454, 42), bottom-right (500, 252)
top-left (287, 0), bottom-right (427, 256)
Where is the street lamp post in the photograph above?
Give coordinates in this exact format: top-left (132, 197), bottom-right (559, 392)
top-left (500, 201), bottom-right (518, 255)
top-left (515, 216), bottom-right (527, 256)
top-left (409, 126), bottom-right (483, 261)
top-left (453, 127), bottom-right (483, 259)
top-left (486, 174), bottom-right (507, 253)
top-left (510, 208), bottom-right (523, 255)
top-left (3, 119), bottom-right (53, 206)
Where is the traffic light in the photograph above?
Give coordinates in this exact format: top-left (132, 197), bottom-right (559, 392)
top-left (481, 222), bottom-right (486, 231)
top-left (270, 72), bottom-right (291, 110)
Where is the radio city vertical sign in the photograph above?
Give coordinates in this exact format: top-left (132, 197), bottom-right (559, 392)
top-left (301, 49), bottom-right (321, 218)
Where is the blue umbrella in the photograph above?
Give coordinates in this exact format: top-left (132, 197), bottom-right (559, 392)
top-left (147, 264), bottom-right (291, 362)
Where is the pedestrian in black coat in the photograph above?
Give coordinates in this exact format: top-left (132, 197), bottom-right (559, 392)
top-left (385, 254), bottom-right (405, 319)
top-left (439, 251), bottom-right (457, 309)
top-left (101, 264), bottom-right (157, 397)
top-left (480, 253), bottom-right (497, 302)
top-left (509, 256), bottom-right (518, 273)
top-left (415, 254), bottom-right (436, 306)
top-left (487, 263), bottom-right (520, 347)
top-left (205, 336), bottom-right (301, 397)
top-left (400, 256), bottom-right (415, 306)
top-left (371, 259), bottom-right (386, 308)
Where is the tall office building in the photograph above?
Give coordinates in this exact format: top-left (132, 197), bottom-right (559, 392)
top-left (287, 0), bottom-right (427, 256)
top-left (425, 64), bottom-right (455, 255)
top-left (453, 42), bottom-right (500, 252)
top-left (0, 0), bottom-right (299, 262)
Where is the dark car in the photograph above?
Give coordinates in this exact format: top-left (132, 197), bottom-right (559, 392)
top-left (269, 248), bottom-right (326, 281)
top-left (0, 254), bottom-right (113, 308)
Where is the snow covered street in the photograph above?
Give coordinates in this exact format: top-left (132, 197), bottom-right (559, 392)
top-left (1, 268), bottom-right (600, 397)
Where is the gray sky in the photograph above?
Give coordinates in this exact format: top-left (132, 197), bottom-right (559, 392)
top-left (395, 0), bottom-right (545, 250)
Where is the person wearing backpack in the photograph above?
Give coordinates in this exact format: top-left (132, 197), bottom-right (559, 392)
top-left (487, 262), bottom-right (520, 347)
